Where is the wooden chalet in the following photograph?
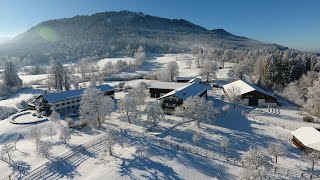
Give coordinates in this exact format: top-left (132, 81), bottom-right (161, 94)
top-left (222, 80), bottom-right (277, 106)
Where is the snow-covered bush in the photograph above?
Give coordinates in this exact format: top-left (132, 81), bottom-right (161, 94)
top-left (0, 106), bottom-right (18, 120)
top-left (16, 100), bottom-right (29, 110)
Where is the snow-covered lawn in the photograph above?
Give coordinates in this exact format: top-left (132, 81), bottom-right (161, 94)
top-left (0, 88), bottom-right (42, 108)
top-left (1, 54), bottom-right (320, 179)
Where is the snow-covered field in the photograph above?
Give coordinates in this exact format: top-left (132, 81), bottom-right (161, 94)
top-left (1, 54), bottom-right (319, 179)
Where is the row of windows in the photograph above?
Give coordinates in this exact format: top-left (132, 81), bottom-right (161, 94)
top-left (56, 105), bottom-right (80, 112)
top-left (56, 99), bottom-right (80, 107)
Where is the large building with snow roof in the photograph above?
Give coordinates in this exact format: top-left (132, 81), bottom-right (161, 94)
top-left (157, 82), bottom-right (208, 114)
top-left (291, 127), bottom-right (320, 151)
top-left (222, 80), bottom-right (277, 106)
top-left (36, 84), bottom-right (115, 114)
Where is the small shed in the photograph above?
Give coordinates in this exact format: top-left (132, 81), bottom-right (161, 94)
top-left (291, 127), bottom-right (320, 151)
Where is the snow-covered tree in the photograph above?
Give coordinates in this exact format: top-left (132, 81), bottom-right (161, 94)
top-left (220, 136), bottom-right (230, 153)
top-left (241, 147), bottom-right (270, 179)
top-left (102, 61), bottom-right (114, 75)
top-left (175, 96), bottom-right (219, 128)
top-left (103, 128), bottom-right (121, 156)
top-left (79, 87), bottom-right (115, 128)
top-left (134, 46), bottom-right (146, 67)
top-left (127, 84), bottom-right (148, 109)
top-left (49, 111), bottom-right (64, 127)
top-left (78, 58), bottom-right (90, 80)
top-left (199, 60), bottom-right (218, 82)
top-left (225, 86), bottom-right (241, 108)
top-left (3, 61), bottom-right (22, 89)
top-left (59, 127), bottom-right (71, 144)
top-left (304, 80), bottom-right (320, 117)
top-left (267, 143), bottom-right (286, 164)
top-left (304, 149), bottom-right (320, 172)
top-left (228, 58), bottom-right (253, 81)
top-left (37, 141), bottom-right (52, 158)
top-left (47, 58), bottom-right (65, 91)
top-left (192, 132), bottom-right (202, 146)
top-left (46, 125), bottom-right (57, 140)
top-left (145, 101), bottom-right (165, 127)
top-left (185, 59), bottom-right (193, 69)
top-left (30, 126), bottom-right (41, 144)
top-left (119, 95), bottom-right (138, 124)
top-left (166, 61), bottom-right (179, 81)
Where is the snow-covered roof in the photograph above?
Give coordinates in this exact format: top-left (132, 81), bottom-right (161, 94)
top-left (291, 127), bottom-right (320, 151)
top-left (188, 77), bottom-right (202, 83)
top-left (222, 80), bottom-right (275, 97)
top-left (42, 84), bottom-right (114, 103)
top-left (158, 82), bottom-right (207, 100)
top-left (176, 76), bottom-right (193, 81)
top-left (149, 82), bottom-right (189, 90)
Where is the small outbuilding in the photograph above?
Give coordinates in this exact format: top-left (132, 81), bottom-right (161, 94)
top-left (176, 76), bottom-right (194, 83)
top-left (222, 80), bottom-right (277, 106)
top-left (291, 127), bottom-right (320, 151)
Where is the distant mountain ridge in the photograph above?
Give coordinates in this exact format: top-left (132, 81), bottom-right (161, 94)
top-left (0, 10), bottom-right (287, 64)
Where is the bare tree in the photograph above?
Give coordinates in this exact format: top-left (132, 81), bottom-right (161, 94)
top-left (47, 125), bottom-right (57, 140)
top-left (241, 147), bottom-right (270, 179)
top-left (37, 141), bottom-right (52, 158)
top-left (119, 95), bottom-right (138, 124)
top-left (304, 149), bottom-right (320, 172)
top-left (192, 132), bottom-right (202, 146)
top-left (166, 61), bottom-right (179, 81)
top-left (103, 128), bottom-right (121, 156)
top-left (220, 136), bottom-right (230, 153)
top-left (59, 127), bottom-right (71, 144)
top-left (199, 60), bottom-right (218, 82)
top-left (225, 86), bottom-right (241, 108)
top-left (185, 59), bottom-right (193, 69)
top-left (267, 143), bottom-right (286, 164)
top-left (30, 126), bottom-right (41, 148)
top-left (145, 101), bottom-right (165, 127)
top-left (0, 143), bottom-right (15, 165)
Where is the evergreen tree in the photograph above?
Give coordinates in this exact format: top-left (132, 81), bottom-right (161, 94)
top-left (3, 61), bottom-right (22, 89)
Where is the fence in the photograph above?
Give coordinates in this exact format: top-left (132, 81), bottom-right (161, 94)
top-left (6, 127), bottom-right (320, 180)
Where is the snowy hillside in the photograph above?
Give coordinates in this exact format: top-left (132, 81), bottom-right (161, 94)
top-left (0, 54), bottom-right (320, 179)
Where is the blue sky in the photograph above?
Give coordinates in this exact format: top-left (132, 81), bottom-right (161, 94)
top-left (0, 0), bottom-right (319, 50)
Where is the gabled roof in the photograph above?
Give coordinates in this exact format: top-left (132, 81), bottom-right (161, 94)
top-left (291, 127), bottom-right (320, 151)
top-left (42, 84), bottom-right (114, 103)
top-left (158, 82), bottom-right (207, 100)
top-left (222, 80), bottom-right (275, 98)
top-left (149, 82), bottom-right (189, 90)
top-left (188, 77), bottom-right (202, 83)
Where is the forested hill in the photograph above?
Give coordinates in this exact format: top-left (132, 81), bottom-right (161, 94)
top-left (0, 10), bottom-right (286, 64)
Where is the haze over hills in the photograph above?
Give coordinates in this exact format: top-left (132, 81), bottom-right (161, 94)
top-left (0, 10), bottom-right (287, 64)
top-left (0, 37), bottom-right (11, 44)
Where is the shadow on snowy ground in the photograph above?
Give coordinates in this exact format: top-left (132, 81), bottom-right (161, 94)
top-left (117, 131), bottom-right (237, 179)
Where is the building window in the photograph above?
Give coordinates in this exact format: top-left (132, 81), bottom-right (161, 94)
top-left (56, 104), bottom-right (60, 107)
top-left (72, 101), bottom-right (75, 103)
top-left (67, 102), bottom-right (70, 104)
top-left (76, 100), bottom-right (80, 102)
top-left (62, 103), bottom-right (65, 105)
